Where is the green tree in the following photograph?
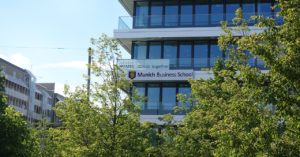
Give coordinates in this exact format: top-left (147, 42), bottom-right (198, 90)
top-left (160, 1), bottom-right (299, 156)
top-left (37, 34), bottom-right (155, 156)
top-left (0, 70), bottom-right (37, 156)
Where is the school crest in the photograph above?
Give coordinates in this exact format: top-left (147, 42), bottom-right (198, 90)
top-left (128, 71), bottom-right (136, 79)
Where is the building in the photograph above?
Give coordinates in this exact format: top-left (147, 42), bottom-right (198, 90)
top-left (115, 0), bottom-right (282, 124)
top-left (0, 58), bottom-right (63, 124)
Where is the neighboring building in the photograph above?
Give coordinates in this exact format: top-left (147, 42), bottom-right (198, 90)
top-left (115, 0), bottom-right (282, 124)
top-left (0, 58), bottom-right (63, 124)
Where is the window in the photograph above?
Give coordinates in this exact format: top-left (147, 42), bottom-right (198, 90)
top-left (210, 42), bottom-right (223, 67)
top-left (163, 41), bottom-right (178, 69)
top-left (226, 0), bottom-right (241, 25)
top-left (178, 84), bottom-right (191, 109)
top-left (162, 83), bottom-right (177, 111)
top-left (195, 0), bottom-right (209, 26)
top-left (257, 0), bottom-right (272, 18)
top-left (180, 0), bottom-right (193, 26)
top-left (150, 1), bottom-right (163, 27)
top-left (135, 2), bottom-right (149, 27)
top-left (179, 41), bottom-right (192, 69)
top-left (194, 41), bottom-right (208, 69)
top-left (149, 41), bottom-right (162, 59)
top-left (147, 84), bottom-right (160, 110)
top-left (133, 42), bottom-right (147, 59)
top-left (165, 1), bottom-right (179, 27)
top-left (211, 0), bottom-right (224, 25)
top-left (133, 83), bottom-right (146, 110)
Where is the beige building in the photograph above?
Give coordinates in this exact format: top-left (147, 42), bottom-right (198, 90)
top-left (0, 58), bottom-right (63, 124)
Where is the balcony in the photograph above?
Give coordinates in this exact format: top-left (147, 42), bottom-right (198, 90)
top-left (118, 12), bottom-right (283, 30)
top-left (118, 58), bottom-right (267, 71)
top-left (139, 102), bottom-right (191, 115)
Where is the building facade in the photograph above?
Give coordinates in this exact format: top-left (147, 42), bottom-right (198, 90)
top-left (0, 58), bottom-right (63, 124)
top-left (115, 0), bottom-right (282, 124)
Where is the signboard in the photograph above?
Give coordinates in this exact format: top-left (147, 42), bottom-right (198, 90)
top-left (127, 70), bottom-right (194, 81)
top-left (118, 59), bottom-right (169, 70)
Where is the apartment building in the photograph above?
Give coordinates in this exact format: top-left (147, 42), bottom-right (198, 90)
top-left (114, 0), bottom-right (282, 124)
top-left (0, 58), bottom-right (63, 124)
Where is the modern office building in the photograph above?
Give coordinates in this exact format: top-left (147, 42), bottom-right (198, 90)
top-left (115, 0), bottom-right (282, 124)
top-left (0, 58), bottom-right (63, 124)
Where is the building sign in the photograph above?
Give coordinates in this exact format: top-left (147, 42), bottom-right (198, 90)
top-left (127, 70), bottom-right (194, 81)
top-left (118, 59), bottom-right (170, 70)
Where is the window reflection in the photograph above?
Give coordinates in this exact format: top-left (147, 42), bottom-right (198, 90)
top-left (133, 42), bottom-right (147, 59)
top-left (135, 2), bottom-right (149, 27)
top-left (178, 84), bottom-right (191, 110)
top-left (162, 83), bottom-right (176, 111)
top-left (163, 41), bottom-right (178, 69)
top-left (149, 42), bottom-right (161, 59)
top-left (194, 41), bottom-right (208, 69)
top-left (147, 84), bottom-right (160, 110)
top-left (150, 2), bottom-right (163, 27)
top-left (210, 42), bottom-right (223, 67)
top-left (242, 1), bottom-right (255, 24)
top-left (226, 1), bottom-right (240, 25)
top-left (179, 42), bottom-right (192, 69)
top-left (165, 1), bottom-right (179, 27)
top-left (180, 1), bottom-right (193, 26)
top-left (133, 83), bottom-right (145, 110)
top-left (195, 0), bottom-right (209, 26)
top-left (211, 0), bottom-right (224, 25)
top-left (257, 0), bottom-right (272, 18)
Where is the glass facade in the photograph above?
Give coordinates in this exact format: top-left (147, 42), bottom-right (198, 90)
top-left (133, 83), bottom-right (191, 115)
top-left (132, 40), bottom-right (266, 69)
top-left (133, 0), bottom-right (282, 28)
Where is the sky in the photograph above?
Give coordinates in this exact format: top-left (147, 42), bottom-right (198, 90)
top-left (0, 0), bottom-right (130, 95)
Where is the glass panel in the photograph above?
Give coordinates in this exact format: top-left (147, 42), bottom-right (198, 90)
top-left (258, 0), bottom-right (272, 18)
top-left (178, 84), bottom-right (191, 109)
top-left (133, 83), bottom-right (145, 110)
top-left (211, 0), bottom-right (224, 25)
top-left (135, 2), bottom-right (149, 27)
top-left (179, 41), bottom-right (192, 69)
top-left (163, 41), bottom-right (178, 69)
top-left (195, 1), bottom-right (209, 26)
top-left (133, 42), bottom-right (147, 59)
top-left (150, 2), bottom-right (163, 26)
top-left (162, 83), bottom-right (176, 110)
top-left (194, 41), bottom-right (208, 69)
top-left (242, 1), bottom-right (255, 24)
top-left (149, 42), bottom-right (161, 59)
top-left (180, 1), bottom-right (193, 26)
top-left (165, 1), bottom-right (179, 27)
top-left (245, 50), bottom-right (255, 66)
top-left (147, 84), bottom-right (160, 110)
top-left (210, 42), bottom-right (223, 67)
top-left (226, 1), bottom-right (240, 25)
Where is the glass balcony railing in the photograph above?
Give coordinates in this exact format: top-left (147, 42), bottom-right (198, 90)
top-left (139, 102), bottom-right (192, 115)
top-left (118, 12), bottom-right (283, 30)
top-left (118, 58), bottom-right (267, 71)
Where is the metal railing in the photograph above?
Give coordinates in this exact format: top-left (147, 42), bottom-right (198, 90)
top-left (118, 58), bottom-right (267, 70)
top-left (118, 12), bottom-right (283, 30)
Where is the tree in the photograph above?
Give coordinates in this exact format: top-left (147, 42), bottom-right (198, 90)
top-left (0, 69), bottom-right (37, 156)
top-left (37, 34), bottom-right (155, 156)
top-left (160, 1), bottom-right (299, 156)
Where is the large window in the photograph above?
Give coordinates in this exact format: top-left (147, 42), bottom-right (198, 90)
top-left (211, 0), bottom-right (224, 25)
top-left (210, 42), bottom-right (223, 67)
top-left (194, 41), bottom-right (208, 69)
top-left (149, 41), bottom-right (161, 59)
top-left (258, 0), bottom-right (272, 18)
top-left (135, 2), bottom-right (149, 27)
top-left (163, 41), bottom-right (178, 69)
top-left (133, 83), bottom-right (145, 110)
top-left (133, 41), bottom-right (147, 59)
top-left (242, 0), bottom-right (256, 24)
top-left (178, 84), bottom-right (191, 109)
top-left (162, 83), bottom-right (177, 111)
top-left (226, 0), bottom-right (241, 25)
top-left (150, 1), bottom-right (163, 27)
top-left (179, 41), bottom-right (192, 69)
top-left (180, 0), bottom-right (193, 26)
top-left (147, 84), bottom-right (160, 110)
top-left (195, 0), bottom-right (209, 26)
top-left (165, 1), bottom-right (179, 27)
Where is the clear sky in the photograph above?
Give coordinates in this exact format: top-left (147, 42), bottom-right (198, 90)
top-left (0, 0), bottom-right (129, 95)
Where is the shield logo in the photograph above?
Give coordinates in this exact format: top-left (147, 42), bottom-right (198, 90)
top-left (128, 71), bottom-right (136, 79)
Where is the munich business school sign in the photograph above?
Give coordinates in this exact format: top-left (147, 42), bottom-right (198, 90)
top-left (127, 70), bottom-right (194, 81)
